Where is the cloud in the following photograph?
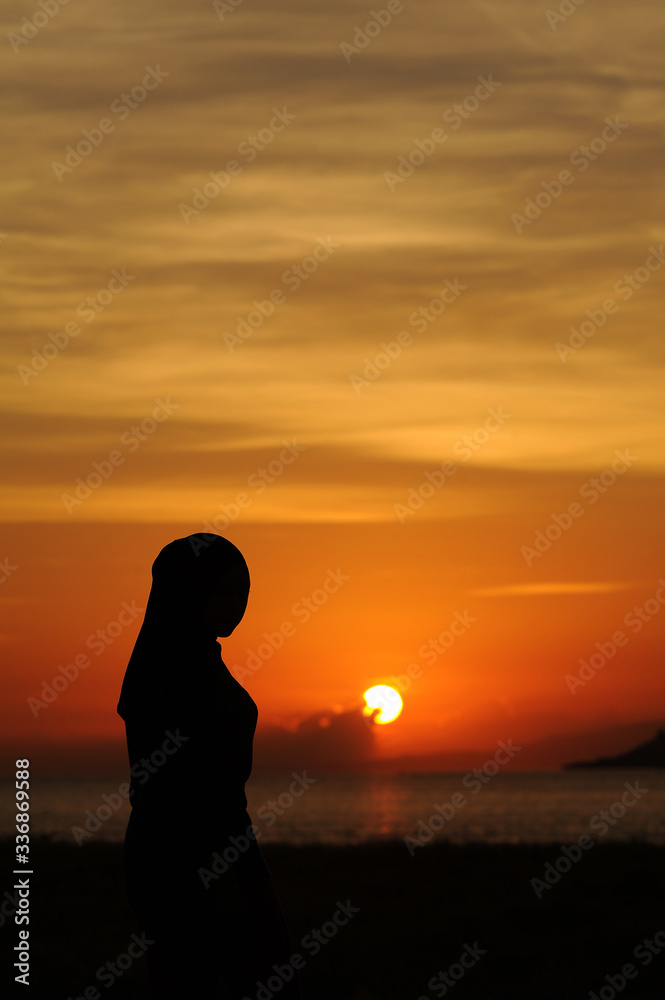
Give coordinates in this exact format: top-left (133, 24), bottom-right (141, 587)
top-left (253, 706), bottom-right (376, 770)
top-left (1, 0), bottom-right (663, 524)
top-left (469, 581), bottom-right (640, 597)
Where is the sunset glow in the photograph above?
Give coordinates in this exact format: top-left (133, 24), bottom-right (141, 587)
top-left (1, 0), bottom-right (663, 775)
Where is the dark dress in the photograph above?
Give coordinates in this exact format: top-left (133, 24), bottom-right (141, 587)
top-left (119, 636), bottom-right (277, 999)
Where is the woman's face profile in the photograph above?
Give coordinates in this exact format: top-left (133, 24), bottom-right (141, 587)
top-left (201, 561), bottom-right (251, 637)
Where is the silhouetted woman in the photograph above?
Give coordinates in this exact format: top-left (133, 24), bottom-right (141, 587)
top-left (117, 533), bottom-right (301, 999)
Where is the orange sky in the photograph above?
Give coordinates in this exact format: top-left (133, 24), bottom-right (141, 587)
top-left (1, 0), bottom-right (664, 770)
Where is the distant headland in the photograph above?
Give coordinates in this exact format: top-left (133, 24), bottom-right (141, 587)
top-left (564, 728), bottom-right (665, 768)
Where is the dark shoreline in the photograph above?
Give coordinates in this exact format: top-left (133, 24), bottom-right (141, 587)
top-left (2, 837), bottom-right (664, 999)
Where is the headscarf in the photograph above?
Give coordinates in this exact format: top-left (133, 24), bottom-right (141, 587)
top-left (117, 532), bottom-right (248, 722)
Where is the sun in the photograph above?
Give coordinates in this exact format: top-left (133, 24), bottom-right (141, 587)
top-left (363, 685), bottom-right (403, 725)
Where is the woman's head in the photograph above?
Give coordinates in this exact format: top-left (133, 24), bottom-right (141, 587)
top-left (117, 533), bottom-right (249, 721)
top-left (148, 533), bottom-right (250, 638)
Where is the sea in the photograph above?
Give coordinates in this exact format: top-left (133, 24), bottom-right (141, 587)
top-left (2, 770), bottom-right (664, 847)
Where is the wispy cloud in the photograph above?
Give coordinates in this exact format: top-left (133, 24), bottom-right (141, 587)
top-left (1, 0), bottom-right (663, 521)
top-left (469, 582), bottom-right (640, 597)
